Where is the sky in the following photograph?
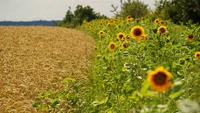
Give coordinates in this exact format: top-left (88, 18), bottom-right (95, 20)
top-left (0, 0), bottom-right (155, 21)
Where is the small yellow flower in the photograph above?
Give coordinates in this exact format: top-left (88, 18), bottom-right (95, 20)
top-left (141, 35), bottom-right (148, 41)
top-left (121, 43), bottom-right (129, 49)
top-left (148, 66), bottom-right (172, 93)
top-left (125, 34), bottom-right (131, 41)
top-left (99, 22), bottom-right (103, 26)
top-left (158, 26), bottom-right (167, 34)
top-left (117, 32), bottom-right (125, 41)
top-left (107, 23), bottom-right (111, 28)
top-left (98, 30), bottom-right (104, 35)
top-left (195, 52), bottom-right (200, 58)
top-left (130, 26), bottom-right (145, 39)
top-left (141, 17), bottom-right (145, 21)
top-left (154, 19), bottom-right (159, 24)
top-left (160, 21), bottom-right (165, 24)
top-left (108, 42), bottom-right (117, 51)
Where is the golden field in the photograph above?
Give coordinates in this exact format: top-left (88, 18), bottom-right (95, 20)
top-left (0, 26), bottom-right (95, 112)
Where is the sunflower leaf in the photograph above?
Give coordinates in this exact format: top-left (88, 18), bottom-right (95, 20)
top-left (169, 91), bottom-right (182, 99)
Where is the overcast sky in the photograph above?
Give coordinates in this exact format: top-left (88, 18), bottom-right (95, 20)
top-left (0, 0), bottom-right (155, 21)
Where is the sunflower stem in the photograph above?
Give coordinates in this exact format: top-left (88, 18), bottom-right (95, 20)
top-left (161, 92), bottom-right (165, 105)
top-left (135, 40), bottom-right (141, 76)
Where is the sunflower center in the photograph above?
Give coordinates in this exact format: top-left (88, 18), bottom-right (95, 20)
top-left (188, 35), bottom-right (193, 39)
top-left (119, 34), bottom-right (123, 39)
top-left (123, 44), bottom-right (127, 48)
top-left (134, 28), bottom-right (142, 36)
top-left (160, 28), bottom-right (166, 33)
top-left (156, 20), bottom-right (159, 23)
top-left (153, 72), bottom-right (167, 85)
top-left (197, 53), bottom-right (200, 57)
top-left (110, 44), bottom-right (115, 49)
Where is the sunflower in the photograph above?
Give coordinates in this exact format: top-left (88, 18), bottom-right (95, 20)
top-left (195, 52), bottom-right (200, 58)
top-left (108, 42), bottom-right (116, 51)
top-left (107, 23), bottom-right (111, 28)
top-left (99, 22), bottom-right (103, 26)
top-left (130, 26), bottom-right (145, 39)
top-left (160, 21), bottom-right (165, 24)
top-left (158, 26), bottom-right (167, 34)
top-left (117, 32), bottom-right (125, 40)
top-left (141, 17), bottom-right (145, 21)
top-left (127, 15), bottom-right (131, 19)
top-left (126, 18), bottom-right (131, 22)
top-left (87, 22), bottom-right (91, 26)
top-left (121, 43), bottom-right (129, 49)
top-left (98, 30), bottom-right (104, 35)
top-left (154, 19), bottom-right (159, 24)
top-left (109, 18), bottom-right (115, 23)
top-left (148, 66), bottom-right (172, 93)
top-left (141, 35), bottom-right (148, 41)
top-left (187, 34), bottom-right (194, 41)
top-left (125, 34), bottom-right (131, 40)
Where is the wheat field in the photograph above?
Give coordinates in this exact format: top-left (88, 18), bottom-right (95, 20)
top-left (0, 26), bottom-right (95, 112)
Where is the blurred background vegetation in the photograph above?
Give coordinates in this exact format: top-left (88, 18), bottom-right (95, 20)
top-left (58, 0), bottom-right (200, 28)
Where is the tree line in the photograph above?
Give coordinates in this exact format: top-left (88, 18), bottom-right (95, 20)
top-left (59, 0), bottom-right (200, 28)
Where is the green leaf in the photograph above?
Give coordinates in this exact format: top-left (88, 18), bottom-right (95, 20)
top-left (92, 96), bottom-right (109, 107)
top-left (169, 91), bottom-right (182, 99)
top-left (140, 80), bottom-right (150, 95)
top-left (32, 101), bottom-right (42, 108)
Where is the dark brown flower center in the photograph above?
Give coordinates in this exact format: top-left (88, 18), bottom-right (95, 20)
top-left (153, 72), bottom-right (167, 85)
top-left (197, 53), bottom-right (200, 57)
top-left (156, 20), bottom-right (159, 23)
top-left (122, 44), bottom-right (127, 48)
top-left (188, 35), bottom-right (193, 39)
top-left (119, 34), bottom-right (123, 39)
top-left (110, 44), bottom-right (115, 49)
top-left (126, 36), bottom-right (130, 40)
top-left (160, 28), bottom-right (166, 33)
top-left (134, 28), bottom-right (142, 36)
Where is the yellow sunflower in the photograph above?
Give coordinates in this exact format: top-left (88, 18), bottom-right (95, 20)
top-left (127, 15), bottom-right (131, 19)
top-left (148, 66), bottom-right (172, 93)
top-left (141, 17), bottom-right (145, 21)
top-left (121, 43), bottom-right (129, 49)
top-left (158, 26), bottom-right (167, 34)
top-left (98, 30), bottom-right (104, 35)
top-left (117, 32), bottom-right (125, 41)
top-left (154, 19), bottom-right (159, 24)
top-left (107, 23), bottom-right (111, 28)
top-left (160, 21), bottom-right (165, 24)
top-left (141, 35), bottom-right (148, 41)
top-left (130, 26), bottom-right (145, 39)
top-left (125, 34), bottom-right (131, 41)
top-left (195, 52), bottom-right (200, 58)
top-left (99, 22), bottom-right (103, 26)
top-left (187, 34), bottom-right (194, 41)
top-left (108, 42), bottom-right (117, 51)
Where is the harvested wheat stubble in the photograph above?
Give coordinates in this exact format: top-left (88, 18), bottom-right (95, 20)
top-left (0, 26), bottom-right (95, 113)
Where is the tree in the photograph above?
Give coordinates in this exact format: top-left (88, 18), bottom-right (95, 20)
top-left (118, 0), bottom-right (150, 18)
top-left (60, 5), bottom-right (107, 28)
top-left (154, 0), bottom-right (200, 23)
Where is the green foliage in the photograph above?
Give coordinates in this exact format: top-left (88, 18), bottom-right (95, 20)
top-left (34, 17), bottom-right (200, 112)
top-left (154, 0), bottom-right (200, 24)
top-left (59, 5), bottom-right (107, 28)
top-left (118, 0), bottom-right (150, 18)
